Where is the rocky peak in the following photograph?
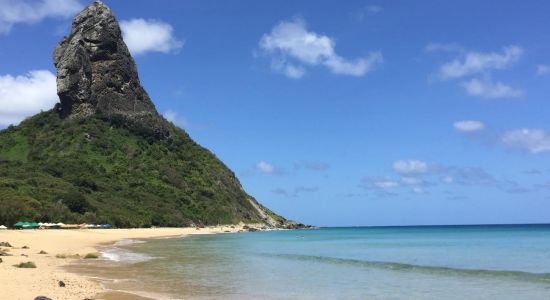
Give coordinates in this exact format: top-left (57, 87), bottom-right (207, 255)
top-left (53, 0), bottom-right (160, 122)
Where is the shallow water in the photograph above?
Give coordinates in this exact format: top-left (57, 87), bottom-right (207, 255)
top-left (70, 225), bottom-right (550, 299)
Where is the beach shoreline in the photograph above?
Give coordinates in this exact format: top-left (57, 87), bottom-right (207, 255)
top-left (0, 224), bottom-right (258, 300)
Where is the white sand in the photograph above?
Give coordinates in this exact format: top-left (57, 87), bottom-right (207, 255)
top-left (0, 225), bottom-right (257, 300)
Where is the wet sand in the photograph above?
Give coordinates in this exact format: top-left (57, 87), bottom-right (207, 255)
top-left (0, 224), bottom-right (258, 299)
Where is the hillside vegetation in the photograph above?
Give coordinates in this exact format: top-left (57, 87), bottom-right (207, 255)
top-left (0, 111), bottom-right (285, 227)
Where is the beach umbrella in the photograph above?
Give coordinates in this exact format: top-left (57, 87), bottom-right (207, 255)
top-left (29, 222), bottom-right (39, 228)
top-left (14, 221), bottom-right (26, 227)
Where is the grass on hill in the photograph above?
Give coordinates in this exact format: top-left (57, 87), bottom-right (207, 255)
top-left (0, 110), bottom-right (285, 228)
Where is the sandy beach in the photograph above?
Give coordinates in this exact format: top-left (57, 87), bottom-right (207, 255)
top-left (0, 225), bottom-right (255, 300)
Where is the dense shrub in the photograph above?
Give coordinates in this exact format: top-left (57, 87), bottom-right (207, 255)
top-left (0, 111), bottom-right (283, 227)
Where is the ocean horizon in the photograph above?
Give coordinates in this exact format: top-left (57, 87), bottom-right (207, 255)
top-left (68, 224), bottom-right (550, 299)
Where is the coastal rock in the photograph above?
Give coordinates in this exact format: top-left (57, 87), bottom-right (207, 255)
top-left (0, 258), bottom-right (3, 263)
top-left (34, 297), bottom-right (52, 300)
top-left (53, 1), bottom-right (168, 136)
top-left (58, 280), bottom-right (66, 287)
top-left (0, 242), bottom-right (12, 247)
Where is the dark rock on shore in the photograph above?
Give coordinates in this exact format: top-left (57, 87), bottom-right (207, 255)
top-left (0, 242), bottom-right (12, 247)
top-left (34, 297), bottom-right (52, 300)
top-left (279, 223), bottom-right (315, 230)
top-left (58, 280), bottom-right (66, 287)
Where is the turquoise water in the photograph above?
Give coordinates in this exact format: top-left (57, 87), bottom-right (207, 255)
top-left (76, 225), bottom-right (550, 299)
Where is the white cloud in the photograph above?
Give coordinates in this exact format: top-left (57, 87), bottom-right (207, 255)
top-left (259, 18), bottom-right (382, 78)
top-left (393, 160), bottom-right (429, 174)
top-left (537, 64), bottom-right (550, 76)
top-left (163, 109), bottom-right (190, 128)
top-left (374, 180), bottom-right (399, 189)
top-left (438, 45), bottom-right (522, 79)
top-left (120, 18), bottom-right (183, 56)
top-left (501, 129), bottom-right (550, 154)
top-left (460, 78), bottom-right (523, 98)
top-left (256, 161), bottom-right (275, 174)
top-left (0, 70), bottom-right (58, 126)
top-left (453, 120), bottom-right (485, 132)
top-left (0, 0), bottom-right (81, 34)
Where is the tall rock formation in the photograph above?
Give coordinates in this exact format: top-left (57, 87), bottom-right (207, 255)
top-left (53, 0), bottom-right (165, 133)
top-left (0, 1), bottom-right (303, 229)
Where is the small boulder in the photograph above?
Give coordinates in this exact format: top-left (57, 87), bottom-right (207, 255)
top-left (22, 246), bottom-right (29, 249)
top-left (34, 297), bottom-right (52, 300)
top-left (58, 280), bottom-right (66, 287)
top-left (0, 258), bottom-right (3, 263)
top-left (0, 242), bottom-right (12, 247)
top-left (38, 250), bottom-right (48, 254)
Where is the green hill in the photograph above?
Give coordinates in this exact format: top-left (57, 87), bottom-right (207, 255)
top-left (0, 1), bottom-right (297, 229)
top-left (0, 111), bottom-right (287, 228)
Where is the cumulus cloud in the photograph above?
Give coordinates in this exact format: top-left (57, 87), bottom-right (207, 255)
top-left (453, 120), bottom-right (485, 132)
top-left (393, 160), bottom-right (429, 174)
top-left (362, 159), bottom-right (524, 196)
top-left (256, 161), bottom-right (276, 174)
top-left (460, 78), bottom-right (523, 98)
top-left (536, 64), bottom-right (550, 76)
top-left (259, 18), bottom-right (382, 78)
top-left (163, 109), bottom-right (190, 128)
top-left (120, 18), bottom-right (183, 56)
top-left (428, 45), bottom-right (524, 98)
top-left (447, 166), bottom-right (498, 187)
top-left (501, 129), bottom-right (550, 154)
top-left (0, 0), bottom-right (82, 34)
top-left (0, 70), bottom-right (58, 126)
top-left (438, 45), bottom-right (523, 79)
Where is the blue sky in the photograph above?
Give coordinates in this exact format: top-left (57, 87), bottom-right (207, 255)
top-left (1, 0), bottom-right (550, 226)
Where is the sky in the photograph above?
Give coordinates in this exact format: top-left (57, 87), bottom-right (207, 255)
top-left (1, 0), bottom-right (550, 226)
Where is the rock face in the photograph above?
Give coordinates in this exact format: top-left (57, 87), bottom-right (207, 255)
top-left (53, 1), bottom-right (162, 129)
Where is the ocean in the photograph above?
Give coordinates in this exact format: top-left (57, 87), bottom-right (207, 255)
top-left (70, 225), bottom-right (550, 299)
